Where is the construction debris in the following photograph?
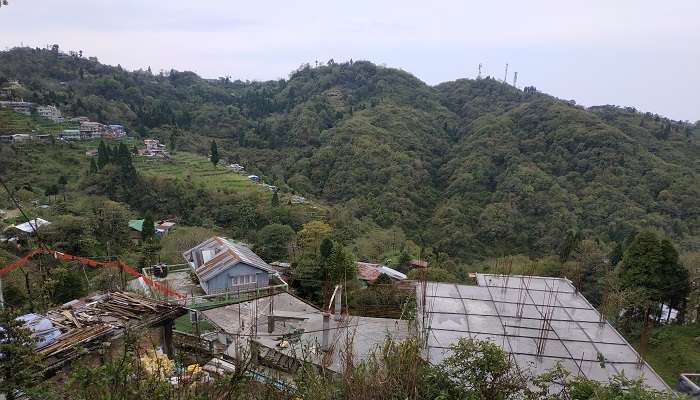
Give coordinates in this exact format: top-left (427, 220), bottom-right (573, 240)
top-left (27, 291), bottom-right (186, 372)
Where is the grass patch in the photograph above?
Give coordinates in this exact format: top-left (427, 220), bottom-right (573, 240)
top-left (134, 152), bottom-right (263, 194)
top-left (159, 225), bottom-right (220, 264)
top-left (0, 109), bottom-right (76, 134)
top-left (174, 314), bottom-right (216, 334)
top-left (630, 324), bottom-right (700, 385)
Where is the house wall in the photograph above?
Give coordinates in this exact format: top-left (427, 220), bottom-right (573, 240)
top-left (46, 323), bottom-right (171, 386)
top-left (204, 262), bottom-right (270, 294)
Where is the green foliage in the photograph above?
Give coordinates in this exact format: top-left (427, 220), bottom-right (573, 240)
top-left (319, 237), bottom-right (334, 259)
top-left (158, 225), bottom-right (217, 264)
top-left (294, 337), bottom-right (426, 400)
top-left (422, 337), bottom-right (533, 399)
top-left (141, 214), bottom-right (155, 241)
top-left (210, 140), bottom-right (219, 167)
top-left (631, 323), bottom-right (700, 386)
top-left (0, 308), bottom-right (42, 399)
top-left (2, 48), bottom-right (699, 264)
top-left (565, 374), bottom-right (678, 400)
top-left (254, 223), bottom-right (295, 261)
top-left (296, 220), bottom-right (332, 256)
top-left (49, 264), bottom-right (87, 304)
top-left (619, 230), bottom-right (689, 308)
top-left (270, 189), bottom-right (279, 207)
top-left (326, 240), bottom-right (355, 284)
top-left (374, 273), bottom-right (392, 285)
top-left (44, 183), bottom-right (59, 197)
top-left (407, 267), bottom-right (457, 282)
top-left (138, 237), bottom-right (161, 271)
top-left (97, 140), bottom-right (109, 169)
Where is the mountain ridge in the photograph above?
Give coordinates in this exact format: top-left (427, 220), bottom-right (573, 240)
top-left (1, 46), bottom-right (699, 262)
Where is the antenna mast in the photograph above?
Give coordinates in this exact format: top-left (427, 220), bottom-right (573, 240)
top-left (513, 71), bottom-right (518, 88)
top-left (477, 63), bottom-right (482, 79)
top-left (503, 63), bottom-right (509, 83)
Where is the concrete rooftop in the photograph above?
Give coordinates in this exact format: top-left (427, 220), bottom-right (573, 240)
top-left (202, 292), bottom-right (410, 374)
top-left (417, 274), bottom-right (669, 391)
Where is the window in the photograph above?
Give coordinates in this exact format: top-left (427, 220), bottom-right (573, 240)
top-left (232, 274), bottom-right (257, 287)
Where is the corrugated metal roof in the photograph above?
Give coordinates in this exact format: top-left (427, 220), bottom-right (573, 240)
top-left (17, 313), bottom-right (62, 348)
top-left (12, 218), bottom-right (50, 234)
top-left (409, 259), bottom-right (428, 268)
top-left (356, 262), bottom-right (407, 281)
top-left (356, 262), bottom-right (383, 281)
top-left (183, 236), bottom-right (274, 282)
top-left (128, 219), bottom-right (144, 232)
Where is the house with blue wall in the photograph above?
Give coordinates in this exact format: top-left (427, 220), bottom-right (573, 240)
top-left (182, 237), bottom-right (276, 294)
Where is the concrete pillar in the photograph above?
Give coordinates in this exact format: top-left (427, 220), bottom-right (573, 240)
top-left (250, 339), bottom-right (259, 364)
top-left (267, 314), bottom-right (275, 334)
top-left (333, 285), bottom-right (343, 321)
top-left (322, 312), bottom-right (330, 352)
top-left (161, 319), bottom-right (174, 357)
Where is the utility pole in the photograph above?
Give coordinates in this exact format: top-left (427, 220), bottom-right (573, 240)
top-left (503, 63), bottom-right (509, 83)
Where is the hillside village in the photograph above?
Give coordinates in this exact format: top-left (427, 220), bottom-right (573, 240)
top-left (0, 79), bottom-right (126, 143)
top-left (0, 46), bottom-right (698, 399)
top-left (0, 144), bottom-right (694, 398)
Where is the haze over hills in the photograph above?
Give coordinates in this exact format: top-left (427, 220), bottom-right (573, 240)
top-left (1, 46), bottom-right (699, 262)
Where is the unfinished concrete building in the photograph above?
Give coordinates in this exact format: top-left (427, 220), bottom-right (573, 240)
top-left (201, 291), bottom-right (410, 378)
top-left (416, 273), bottom-right (669, 391)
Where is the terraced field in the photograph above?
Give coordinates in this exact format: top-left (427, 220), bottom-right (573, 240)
top-left (134, 152), bottom-right (263, 193)
top-left (0, 109), bottom-right (76, 133)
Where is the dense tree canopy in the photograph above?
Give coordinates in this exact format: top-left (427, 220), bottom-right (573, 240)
top-left (1, 47), bottom-right (699, 264)
top-left (618, 231), bottom-right (690, 311)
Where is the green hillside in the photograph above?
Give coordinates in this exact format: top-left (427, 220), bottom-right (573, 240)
top-left (134, 152), bottom-right (258, 193)
top-left (1, 47), bottom-right (699, 264)
top-left (0, 108), bottom-right (74, 133)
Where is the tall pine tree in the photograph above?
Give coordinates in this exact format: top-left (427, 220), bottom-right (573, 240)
top-left (141, 214), bottom-right (155, 241)
top-left (97, 140), bottom-right (108, 169)
top-left (619, 231), bottom-right (689, 311)
top-left (210, 140), bottom-right (220, 167)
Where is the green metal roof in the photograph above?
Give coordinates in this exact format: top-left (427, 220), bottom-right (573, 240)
top-left (128, 219), bottom-right (144, 232)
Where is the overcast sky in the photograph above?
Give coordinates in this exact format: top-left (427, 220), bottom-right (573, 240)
top-left (2, 0), bottom-right (699, 121)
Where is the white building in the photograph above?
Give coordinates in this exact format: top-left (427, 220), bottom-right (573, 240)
top-left (0, 134), bottom-right (32, 143)
top-left (36, 105), bottom-right (64, 123)
top-left (143, 139), bottom-right (168, 156)
top-left (79, 121), bottom-right (106, 139)
top-left (227, 163), bottom-right (245, 173)
top-left (59, 129), bottom-right (81, 140)
top-left (107, 124), bottom-right (126, 137)
top-left (0, 101), bottom-right (34, 115)
top-left (3, 218), bottom-right (51, 238)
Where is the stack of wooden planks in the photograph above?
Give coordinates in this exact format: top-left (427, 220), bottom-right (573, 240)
top-left (36, 291), bottom-right (184, 369)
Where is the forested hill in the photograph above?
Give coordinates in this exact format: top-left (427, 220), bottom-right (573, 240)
top-left (1, 46), bottom-right (699, 262)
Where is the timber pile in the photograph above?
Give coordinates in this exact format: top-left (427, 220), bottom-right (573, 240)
top-left (36, 291), bottom-right (184, 368)
top-left (45, 291), bottom-right (179, 328)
